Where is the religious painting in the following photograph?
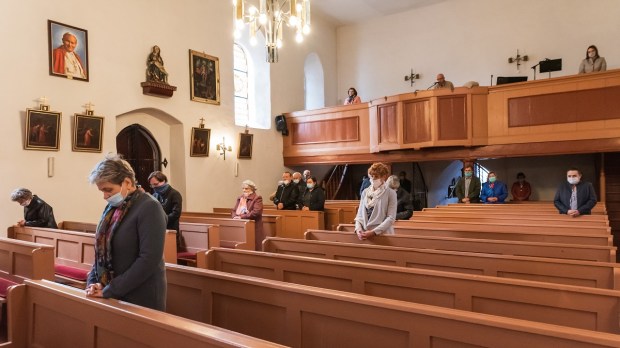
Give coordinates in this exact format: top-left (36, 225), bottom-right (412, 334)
top-left (189, 50), bottom-right (220, 105)
top-left (25, 109), bottom-right (61, 151)
top-left (73, 114), bottom-right (103, 152)
top-left (48, 20), bottom-right (89, 81)
top-left (190, 127), bottom-right (211, 157)
top-left (238, 132), bottom-right (253, 159)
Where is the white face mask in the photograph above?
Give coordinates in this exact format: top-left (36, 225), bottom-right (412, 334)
top-left (567, 177), bottom-right (580, 185)
top-left (588, 51), bottom-right (596, 58)
top-left (293, 179), bottom-right (300, 184)
top-left (283, 180), bottom-right (290, 185)
top-left (372, 178), bottom-right (383, 188)
top-left (20, 199), bottom-right (32, 207)
top-left (107, 183), bottom-right (126, 207)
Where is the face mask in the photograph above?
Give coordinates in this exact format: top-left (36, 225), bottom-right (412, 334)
top-left (567, 177), bottom-right (580, 185)
top-left (489, 177), bottom-right (496, 183)
top-left (588, 52), bottom-right (596, 58)
top-left (464, 171), bottom-right (473, 177)
top-left (107, 184), bottom-right (126, 207)
top-left (242, 191), bottom-right (250, 197)
top-left (153, 183), bottom-right (169, 193)
top-left (277, 180), bottom-right (283, 186)
top-left (307, 183), bottom-right (314, 189)
top-left (20, 199), bottom-right (32, 207)
top-left (372, 178), bottom-right (383, 188)
top-left (283, 180), bottom-right (290, 185)
top-left (293, 179), bottom-right (300, 184)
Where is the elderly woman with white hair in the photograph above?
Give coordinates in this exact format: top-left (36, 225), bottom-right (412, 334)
top-left (10, 188), bottom-right (57, 228)
top-left (232, 179), bottom-right (264, 251)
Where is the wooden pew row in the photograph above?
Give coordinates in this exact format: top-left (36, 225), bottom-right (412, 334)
top-left (57, 220), bottom-right (97, 233)
top-left (217, 207), bottom-right (324, 239)
top-left (202, 248), bottom-right (620, 333)
top-left (421, 207), bottom-right (609, 221)
top-left (183, 211), bottom-right (282, 243)
top-left (337, 223), bottom-right (612, 246)
top-left (0, 280), bottom-right (282, 348)
top-left (304, 230), bottom-right (616, 262)
top-left (176, 222), bottom-right (219, 266)
top-left (413, 211), bottom-right (609, 227)
top-left (443, 203), bottom-right (607, 214)
top-left (0, 238), bottom-right (55, 284)
top-left (6, 226), bottom-right (177, 288)
top-left (180, 216), bottom-right (255, 250)
top-left (165, 264), bottom-right (620, 347)
top-left (395, 219), bottom-right (611, 235)
top-left (262, 237), bottom-right (620, 290)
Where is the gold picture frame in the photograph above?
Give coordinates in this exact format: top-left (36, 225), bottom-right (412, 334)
top-left (238, 132), bottom-right (253, 159)
top-left (72, 113), bottom-right (103, 152)
top-left (25, 109), bottom-right (62, 151)
top-left (190, 127), bottom-right (211, 157)
top-left (189, 49), bottom-right (220, 105)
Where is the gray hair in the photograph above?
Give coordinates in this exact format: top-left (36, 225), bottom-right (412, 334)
top-left (10, 188), bottom-right (33, 202)
top-left (88, 153), bottom-right (136, 185)
top-left (386, 175), bottom-right (400, 190)
top-left (242, 179), bottom-right (257, 192)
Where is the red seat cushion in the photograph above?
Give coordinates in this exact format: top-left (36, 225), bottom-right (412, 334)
top-left (0, 277), bottom-right (19, 298)
top-left (55, 264), bottom-right (89, 281)
top-left (177, 251), bottom-right (196, 260)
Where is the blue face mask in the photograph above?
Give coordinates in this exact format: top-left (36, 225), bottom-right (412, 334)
top-left (464, 171), bottom-right (473, 177)
top-left (107, 184), bottom-right (126, 207)
top-left (489, 177), bottom-right (496, 183)
top-left (153, 183), bottom-right (169, 194)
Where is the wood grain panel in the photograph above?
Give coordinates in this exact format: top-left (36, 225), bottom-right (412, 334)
top-left (508, 86), bottom-right (620, 127)
top-left (403, 100), bottom-right (431, 144)
top-left (437, 96), bottom-right (467, 140)
top-left (291, 117), bottom-right (359, 145)
top-left (378, 103), bottom-right (398, 145)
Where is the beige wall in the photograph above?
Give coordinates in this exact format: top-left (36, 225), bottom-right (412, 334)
top-left (0, 0), bottom-right (338, 230)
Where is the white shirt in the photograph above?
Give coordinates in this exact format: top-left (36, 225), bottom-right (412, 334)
top-left (64, 52), bottom-right (85, 78)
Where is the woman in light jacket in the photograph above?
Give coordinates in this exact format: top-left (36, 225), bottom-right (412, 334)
top-left (354, 163), bottom-right (397, 240)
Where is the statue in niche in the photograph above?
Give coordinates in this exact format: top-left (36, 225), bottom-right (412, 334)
top-left (146, 45), bottom-right (168, 84)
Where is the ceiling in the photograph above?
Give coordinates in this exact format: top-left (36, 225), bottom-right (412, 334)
top-left (309, 0), bottom-right (447, 26)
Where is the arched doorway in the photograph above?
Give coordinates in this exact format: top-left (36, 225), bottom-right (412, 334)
top-left (116, 124), bottom-right (162, 193)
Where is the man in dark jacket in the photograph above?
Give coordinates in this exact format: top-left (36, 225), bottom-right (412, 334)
top-left (274, 171), bottom-right (299, 210)
top-left (10, 188), bottom-right (57, 228)
top-left (148, 171), bottom-right (183, 238)
top-left (387, 175), bottom-right (414, 220)
top-left (554, 167), bottom-right (597, 216)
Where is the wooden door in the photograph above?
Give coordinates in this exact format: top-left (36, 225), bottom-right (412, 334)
top-left (116, 124), bottom-right (161, 193)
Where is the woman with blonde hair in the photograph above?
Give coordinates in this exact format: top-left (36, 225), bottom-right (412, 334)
top-left (354, 163), bottom-right (397, 240)
top-left (232, 180), bottom-right (264, 250)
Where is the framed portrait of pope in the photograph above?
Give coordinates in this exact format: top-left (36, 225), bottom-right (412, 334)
top-left (48, 20), bottom-right (89, 81)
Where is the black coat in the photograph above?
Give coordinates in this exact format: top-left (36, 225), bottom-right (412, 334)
top-left (301, 187), bottom-right (325, 211)
top-left (395, 187), bottom-right (413, 220)
top-left (554, 181), bottom-right (597, 215)
top-left (24, 195), bottom-right (57, 228)
top-left (152, 185), bottom-right (182, 232)
top-left (274, 183), bottom-right (299, 210)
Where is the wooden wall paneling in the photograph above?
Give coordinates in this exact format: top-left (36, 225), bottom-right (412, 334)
top-left (291, 117), bottom-right (359, 145)
top-left (437, 96), bottom-right (467, 141)
top-left (403, 99), bottom-right (432, 146)
top-left (378, 103), bottom-right (398, 146)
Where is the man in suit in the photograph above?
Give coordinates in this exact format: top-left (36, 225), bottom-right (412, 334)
top-left (274, 171), bottom-right (299, 210)
top-left (554, 167), bottom-right (597, 216)
top-left (454, 164), bottom-right (481, 203)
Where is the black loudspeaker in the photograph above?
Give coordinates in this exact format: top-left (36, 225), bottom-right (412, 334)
top-left (275, 115), bottom-right (289, 136)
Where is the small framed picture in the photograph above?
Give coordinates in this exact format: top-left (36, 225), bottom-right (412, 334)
top-left (48, 20), bottom-right (89, 81)
top-left (190, 127), bottom-right (211, 157)
top-left (25, 109), bottom-right (62, 151)
top-left (238, 133), bottom-right (253, 159)
top-left (73, 114), bottom-right (103, 152)
top-left (189, 49), bottom-right (220, 105)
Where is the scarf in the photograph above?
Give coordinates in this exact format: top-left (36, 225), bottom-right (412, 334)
top-left (94, 190), bottom-right (141, 285)
top-left (364, 182), bottom-right (386, 209)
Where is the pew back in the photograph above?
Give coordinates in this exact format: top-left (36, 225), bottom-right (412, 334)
top-left (247, 208), bottom-right (324, 239)
top-left (411, 213), bottom-right (609, 227)
top-left (57, 221), bottom-right (97, 233)
top-left (395, 219), bottom-right (611, 235)
top-left (180, 216), bottom-right (254, 250)
top-left (0, 238), bottom-right (55, 282)
top-left (183, 211), bottom-right (282, 241)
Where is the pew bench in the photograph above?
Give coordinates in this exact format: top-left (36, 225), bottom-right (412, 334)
top-left (337, 223), bottom-right (613, 246)
top-left (411, 213), bottom-right (609, 228)
top-left (233, 207), bottom-right (324, 239)
top-left (165, 264), bottom-right (620, 347)
top-left (304, 230), bottom-right (617, 262)
top-left (262, 237), bottom-right (620, 290)
top-left (1, 280), bottom-right (283, 348)
top-left (176, 222), bottom-right (220, 267)
top-left (396, 219), bottom-right (612, 235)
top-left (183, 211), bottom-right (283, 241)
top-left (180, 216), bottom-right (254, 251)
top-left (57, 220), bottom-right (97, 233)
top-left (421, 207), bottom-right (609, 221)
top-left (202, 248), bottom-right (620, 333)
top-left (443, 202), bottom-right (607, 214)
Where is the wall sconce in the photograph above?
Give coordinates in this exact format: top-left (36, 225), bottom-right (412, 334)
top-left (404, 68), bottom-right (420, 87)
top-left (508, 49), bottom-right (529, 71)
top-left (216, 137), bottom-right (232, 160)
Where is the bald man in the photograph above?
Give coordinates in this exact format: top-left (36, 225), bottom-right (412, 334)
top-left (52, 32), bottom-right (86, 79)
top-left (433, 73), bottom-right (454, 90)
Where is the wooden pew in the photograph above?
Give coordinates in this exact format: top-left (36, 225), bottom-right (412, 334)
top-left (0, 280), bottom-right (283, 348)
top-left (443, 202), bottom-right (607, 214)
top-left (202, 248), bottom-right (620, 333)
top-left (324, 201), bottom-right (358, 229)
top-left (180, 216), bottom-right (255, 250)
top-left (396, 219), bottom-right (612, 235)
top-left (411, 212), bottom-right (609, 228)
top-left (303, 230), bottom-right (616, 262)
top-left (6, 226), bottom-right (177, 288)
top-left (421, 207), bottom-right (609, 221)
top-left (165, 264), bottom-right (620, 347)
top-left (337, 223), bottom-right (613, 246)
top-left (243, 207), bottom-right (324, 239)
top-left (176, 222), bottom-right (220, 267)
top-left (183, 211), bottom-right (282, 243)
top-left (0, 238), bottom-right (55, 283)
top-left (262, 237), bottom-right (620, 290)
top-left (57, 220), bottom-right (97, 233)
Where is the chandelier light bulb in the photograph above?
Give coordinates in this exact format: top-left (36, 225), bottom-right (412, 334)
top-left (235, 19), bottom-right (245, 31)
top-left (295, 31), bottom-right (303, 43)
top-left (276, 39), bottom-right (283, 48)
top-left (259, 13), bottom-right (267, 24)
top-left (302, 24), bottom-right (310, 35)
top-left (289, 16), bottom-right (298, 26)
top-left (248, 6), bottom-right (257, 15)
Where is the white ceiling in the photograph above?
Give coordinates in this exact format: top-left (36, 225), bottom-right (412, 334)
top-left (310, 0), bottom-right (447, 26)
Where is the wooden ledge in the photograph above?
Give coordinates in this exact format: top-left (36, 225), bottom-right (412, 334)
top-left (140, 81), bottom-right (177, 97)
